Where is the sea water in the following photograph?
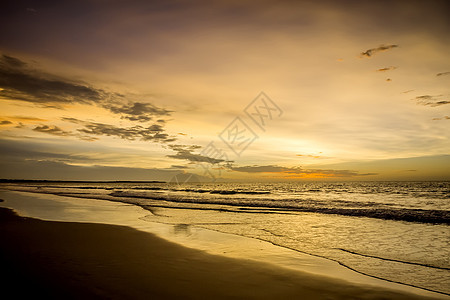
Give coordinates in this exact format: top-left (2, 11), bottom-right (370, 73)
top-left (1, 181), bottom-right (449, 294)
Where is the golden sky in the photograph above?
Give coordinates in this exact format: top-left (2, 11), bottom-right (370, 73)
top-left (0, 0), bottom-right (449, 181)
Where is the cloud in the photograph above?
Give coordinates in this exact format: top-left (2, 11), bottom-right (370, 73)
top-left (436, 71), bottom-right (450, 77)
top-left (0, 54), bottom-right (176, 144)
top-left (0, 138), bottom-right (210, 181)
top-left (32, 123), bottom-right (99, 141)
top-left (0, 120), bottom-right (12, 125)
top-left (414, 95), bottom-right (450, 107)
top-left (432, 116), bottom-right (450, 120)
top-left (360, 44), bottom-right (398, 58)
top-left (0, 54), bottom-right (105, 105)
top-left (296, 154), bottom-right (323, 159)
top-left (231, 165), bottom-right (290, 173)
top-left (103, 101), bottom-right (172, 122)
top-left (230, 164), bottom-right (377, 178)
top-left (376, 66), bottom-right (397, 72)
top-left (0, 159), bottom-right (183, 181)
top-left (33, 125), bottom-right (72, 136)
top-left (166, 144), bottom-right (227, 164)
top-left (402, 90), bottom-right (415, 94)
top-left (170, 165), bottom-right (190, 169)
top-left (0, 54), bottom-right (171, 122)
top-left (62, 117), bottom-right (175, 142)
top-left (0, 138), bottom-right (94, 163)
top-left (6, 116), bottom-right (47, 122)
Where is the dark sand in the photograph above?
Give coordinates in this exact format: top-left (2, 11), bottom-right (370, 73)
top-left (0, 208), bottom-right (441, 299)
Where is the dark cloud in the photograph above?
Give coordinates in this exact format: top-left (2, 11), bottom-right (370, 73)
top-left (360, 44), bottom-right (398, 58)
top-left (376, 66), bottom-right (397, 72)
top-left (0, 138), bottom-right (206, 181)
top-left (0, 120), bottom-right (12, 125)
top-left (105, 102), bottom-right (171, 122)
top-left (231, 165), bottom-right (377, 177)
top-left (414, 95), bottom-right (450, 107)
top-left (386, 78), bottom-right (392, 82)
top-left (0, 54), bottom-right (105, 105)
top-left (436, 71), bottom-right (450, 77)
top-left (166, 144), bottom-right (225, 164)
top-left (1, 55), bottom-right (27, 68)
top-left (0, 54), bottom-right (171, 122)
top-left (168, 144), bottom-right (202, 151)
top-left (33, 125), bottom-right (72, 136)
top-left (0, 138), bottom-right (94, 163)
top-left (62, 117), bottom-right (175, 142)
top-left (0, 54), bottom-right (175, 143)
top-left (32, 123), bottom-right (99, 141)
top-left (78, 123), bottom-right (173, 142)
top-left (0, 159), bottom-right (181, 181)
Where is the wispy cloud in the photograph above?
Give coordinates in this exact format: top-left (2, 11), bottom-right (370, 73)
top-left (166, 144), bottom-right (226, 164)
top-left (414, 95), bottom-right (449, 107)
top-left (230, 165), bottom-right (377, 178)
top-left (62, 117), bottom-right (176, 142)
top-left (360, 44), bottom-right (398, 58)
top-left (170, 165), bottom-right (190, 169)
top-left (104, 102), bottom-right (171, 122)
top-left (436, 71), bottom-right (450, 77)
top-left (32, 124), bottom-right (99, 141)
top-left (0, 54), bottom-right (171, 123)
top-left (231, 165), bottom-right (291, 173)
top-left (376, 66), bottom-right (397, 72)
top-left (296, 154), bottom-right (323, 159)
top-left (33, 125), bottom-right (72, 136)
top-left (6, 116), bottom-right (47, 122)
top-left (432, 116), bottom-right (450, 120)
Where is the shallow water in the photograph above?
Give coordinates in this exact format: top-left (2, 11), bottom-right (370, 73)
top-left (1, 181), bottom-right (449, 294)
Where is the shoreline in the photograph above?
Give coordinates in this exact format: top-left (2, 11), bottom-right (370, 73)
top-left (0, 189), bottom-right (448, 299)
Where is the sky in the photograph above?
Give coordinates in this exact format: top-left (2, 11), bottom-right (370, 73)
top-left (0, 0), bottom-right (449, 181)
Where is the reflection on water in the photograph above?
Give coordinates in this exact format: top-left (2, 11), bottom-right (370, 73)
top-left (173, 223), bottom-right (191, 236)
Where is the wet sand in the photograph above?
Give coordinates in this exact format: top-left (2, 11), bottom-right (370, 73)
top-left (0, 207), bottom-right (442, 299)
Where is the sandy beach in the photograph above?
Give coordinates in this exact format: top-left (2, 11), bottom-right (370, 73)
top-left (1, 204), bottom-right (444, 300)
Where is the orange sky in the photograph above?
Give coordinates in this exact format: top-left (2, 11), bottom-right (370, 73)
top-left (0, 0), bottom-right (449, 181)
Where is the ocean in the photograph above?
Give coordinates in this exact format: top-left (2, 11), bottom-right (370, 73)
top-left (1, 180), bottom-right (449, 295)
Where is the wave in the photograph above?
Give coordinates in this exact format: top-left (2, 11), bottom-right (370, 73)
top-left (209, 190), bottom-right (270, 195)
top-left (169, 188), bottom-right (270, 195)
top-left (3, 184), bottom-right (448, 224)
top-left (336, 248), bottom-right (450, 270)
top-left (108, 191), bottom-right (450, 224)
